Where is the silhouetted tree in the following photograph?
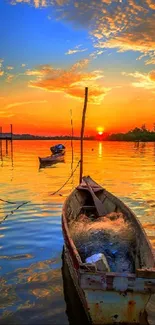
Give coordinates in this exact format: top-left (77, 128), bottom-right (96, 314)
top-left (141, 124), bottom-right (147, 132)
top-left (107, 125), bottom-right (155, 142)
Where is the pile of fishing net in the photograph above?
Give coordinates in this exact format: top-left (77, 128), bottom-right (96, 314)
top-left (69, 212), bottom-right (136, 273)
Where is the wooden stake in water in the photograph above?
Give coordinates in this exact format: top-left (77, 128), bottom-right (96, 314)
top-left (0, 126), bottom-right (2, 160)
top-left (79, 87), bottom-right (88, 184)
top-left (70, 109), bottom-right (74, 188)
top-left (10, 124), bottom-right (13, 142)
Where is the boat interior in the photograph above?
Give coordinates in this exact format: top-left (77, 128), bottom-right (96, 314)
top-left (65, 178), bottom-right (155, 274)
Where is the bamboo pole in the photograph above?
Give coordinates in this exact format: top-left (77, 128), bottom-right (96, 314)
top-left (79, 87), bottom-right (88, 184)
top-left (70, 109), bottom-right (74, 188)
top-left (11, 140), bottom-right (13, 167)
top-left (10, 124), bottom-right (13, 141)
top-left (6, 139), bottom-right (8, 155)
top-left (0, 127), bottom-right (2, 160)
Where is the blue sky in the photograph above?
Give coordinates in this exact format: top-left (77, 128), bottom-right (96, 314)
top-left (0, 1), bottom-right (91, 68)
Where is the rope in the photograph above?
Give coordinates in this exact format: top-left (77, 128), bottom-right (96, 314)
top-left (50, 160), bottom-right (81, 196)
top-left (0, 198), bottom-right (18, 204)
top-left (0, 200), bottom-right (30, 224)
top-left (0, 198), bottom-right (30, 205)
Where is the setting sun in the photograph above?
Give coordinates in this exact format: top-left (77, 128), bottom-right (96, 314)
top-left (97, 126), bottom-right (104, 135)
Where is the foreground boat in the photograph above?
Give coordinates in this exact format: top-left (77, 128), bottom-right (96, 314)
top-left (61, 88), bottom-right (155, 325)
top-left (62, 176), bottom-right (155, 325)
top-left (38, 152), bottom-right (65, 166)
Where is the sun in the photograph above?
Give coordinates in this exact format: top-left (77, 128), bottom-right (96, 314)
top-left (96, 126), bottom-right (104, 135)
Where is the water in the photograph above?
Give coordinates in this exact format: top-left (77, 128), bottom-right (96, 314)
top-left (0, 140), bottom-right (155, 324)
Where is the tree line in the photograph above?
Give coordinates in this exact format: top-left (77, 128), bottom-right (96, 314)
top-left (107, 124), bottom-right (155, 141)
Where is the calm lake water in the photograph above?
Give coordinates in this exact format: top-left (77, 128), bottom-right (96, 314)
top-left (0, 140), bottom-right (155, 324)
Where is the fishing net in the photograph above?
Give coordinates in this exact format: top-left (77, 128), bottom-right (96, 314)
top-left (69, 212), bottom-right (136, 273)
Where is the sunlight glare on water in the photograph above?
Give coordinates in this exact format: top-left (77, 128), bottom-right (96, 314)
top-left (0, 140), bottom-right (155, 324)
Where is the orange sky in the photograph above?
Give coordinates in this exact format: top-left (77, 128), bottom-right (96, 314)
top-left (0, 0), bottom-right (155, 136)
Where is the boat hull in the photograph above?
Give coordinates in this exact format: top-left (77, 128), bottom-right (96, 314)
top-left (63, 244), bottom-right (155, 325)
top-left (80, 272), bottom-right (153, 325)
top-left (62, 246), bottom-right (91, 325)
top-left (38, 153), bottom-right (65, 166)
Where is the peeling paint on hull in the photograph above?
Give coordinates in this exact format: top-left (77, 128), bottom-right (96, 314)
top-left (63, 246), bottom-right (155, 324)
top-left (84, 290), bottom-right (150, 324)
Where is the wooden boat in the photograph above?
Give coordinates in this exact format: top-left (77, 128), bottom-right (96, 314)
top-left (62, 88), bottom-right (155, 325)
top-left (38, 152), bottom-right (65, 166)
top-left (62, 176), bottom-right (155, 324)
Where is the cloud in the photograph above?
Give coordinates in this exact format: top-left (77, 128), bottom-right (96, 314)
top-left (65, 45), bottom-right (87, 55)
top-left (0, 111), bottom-right (14, 118)
top-left (6, 74), bottom-right (14, 82)
top-left (149, 70), bottom-right (155, 81)
top-left (122, 70), bottom-right (155, 89)
top-left (10, 0), bottom-right (47, 8)
top-left (25, 69), bottom-right (42, 76)
top-left (6, 66), bottom-right (14, 70)
top-left (10, 1), bottom-right (155, 65)
top-left (71, 58), bottom-right (89, 70)
top-left (89, 50), bottom-right (105, 59)
top-left (0, 59), bottom-right (4, 69)
top-left (6, 100), bottom-right (47, 109)
top-left (28, 60), bottom-right (108, 104)
top-left (66, 48), bottom-right (87, 55)
top-left (1, 100), bottom-right (47, 119)
top-left (24, 64), bottom-right (54, 76)
top-left (65, 85), bottom-right (108, 104)
top-left (21, 63), bottom-right (26, 67)
top-left (49, 0), bottom-right (155, 64)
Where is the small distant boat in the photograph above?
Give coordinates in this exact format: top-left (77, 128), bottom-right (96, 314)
top-left (38, 144), bottom-right (65, 167)
top-left (38, 152), bottom-right (65, 166)
top-left (61, 88), bottom-right (155, 325)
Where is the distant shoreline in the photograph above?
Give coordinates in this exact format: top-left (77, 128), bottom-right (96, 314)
top-left (1, 126), bottom-right (155, 141)
top-left (0, 136), bottom-right (95, 140)
top-left (1, 137), bottom-right (155, 142)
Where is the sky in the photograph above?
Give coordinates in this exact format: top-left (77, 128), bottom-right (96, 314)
top-left (0, 0), bottom-right (155, 136)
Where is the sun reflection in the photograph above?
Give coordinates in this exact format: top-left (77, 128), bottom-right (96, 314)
top-left (98, 142), bottom-right (103, 158)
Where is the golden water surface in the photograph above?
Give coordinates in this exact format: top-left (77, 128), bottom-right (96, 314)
top-left (0, 140), bottom-right (155, 324)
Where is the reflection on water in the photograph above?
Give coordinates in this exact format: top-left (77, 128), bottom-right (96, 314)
top-left (135, 142), bottom-right (146, 156)
top-left (0, 207), bottom-right (68, 325)
top-left (0, 140), bottom-right (155, 324)
top-left (0, 259), bottom-right (68, 325)
top-left (0, 140), bottom-right (13, 168)
top-left (98, 142), bottom-right (102, 158)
